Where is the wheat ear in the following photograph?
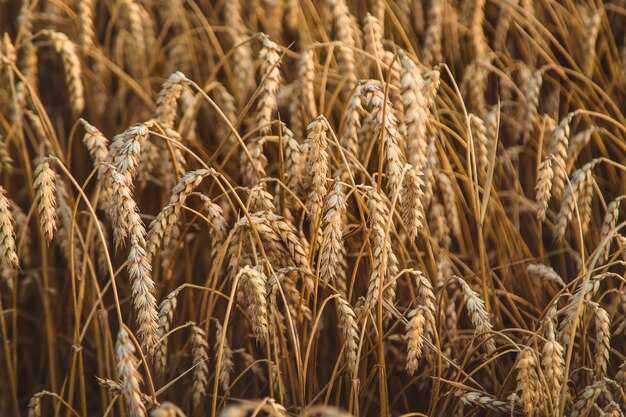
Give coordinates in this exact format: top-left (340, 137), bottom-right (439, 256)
top-left (400, 53), bottom-right (429, 174)
top-left (456, 276), bottom-right (496, 353)
top-left (146, 169), bottom-right (210, 257)
top-left (190, 323), bottom-right (209, 407)
top-left (542, 319), bottom-right (564, 409)
top-left (405, 307), bottom-right (427, 374)
top-left (34, 159), bottom-right (57, 242)
top-left (155, 71), bottom-right (187, 129)
top-left (515, 347), bottom-right (542, 417)
top-left (237, 265), bottom-right (269, 341)
top-left (0, 187), bottom-right (19, 269)
top-left (214, 320), bottom-right (234, 393)
top-left (320, 178), bottom-right (347, 290)
top-left (535, 157), bottom-right (554, 221)
top-left (116, 327), bottom-right (147, 417)
top-left (41, 30), bottom-right (84, 114)
top-left (257, 35), bottom-right (282, 136)
top-left (527, 264), bottom-right (566, 287)
top-left (592, 303), bottom-right (610, 377)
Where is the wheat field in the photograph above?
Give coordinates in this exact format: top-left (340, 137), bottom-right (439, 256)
top-left (1, 0), bottom-right (626, 416)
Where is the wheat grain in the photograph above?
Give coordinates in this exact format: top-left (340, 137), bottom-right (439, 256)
top-left (361, 187), bottom-right (400, 317)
